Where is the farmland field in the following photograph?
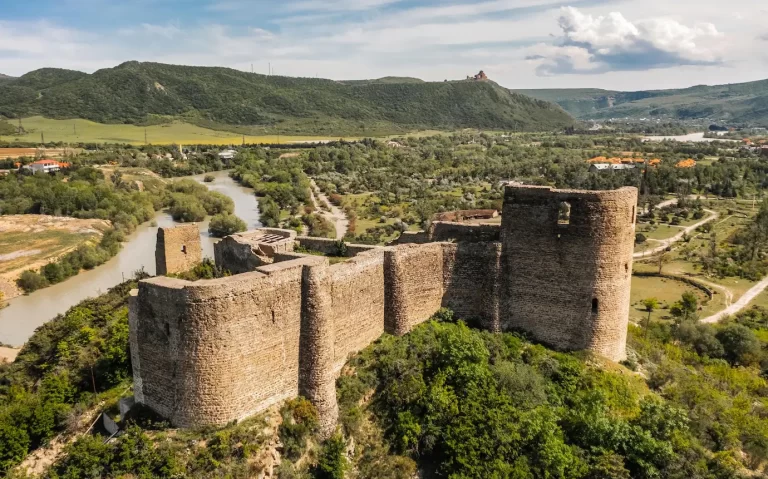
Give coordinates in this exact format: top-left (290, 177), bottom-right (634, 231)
top-left (1, 117), bottom-right (359, 145)
top-left (0, 215), bottom-right (110, 300)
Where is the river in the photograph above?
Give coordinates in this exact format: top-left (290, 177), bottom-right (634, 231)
top-left (0, 170), bottom-right (260, 346)
top-left (642, 132), bottom-right (736, 143)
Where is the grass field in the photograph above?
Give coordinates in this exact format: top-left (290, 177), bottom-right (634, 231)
top-left (1, 117), bottom-right (360, 146)
top-left (629, 275), bottom-right (722, 324)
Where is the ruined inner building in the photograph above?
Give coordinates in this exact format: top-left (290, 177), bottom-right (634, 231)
top-left (129, 185), bottom-right (637, 435)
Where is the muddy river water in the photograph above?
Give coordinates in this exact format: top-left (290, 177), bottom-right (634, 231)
top-left (0, 170), bottom-right (260, 346)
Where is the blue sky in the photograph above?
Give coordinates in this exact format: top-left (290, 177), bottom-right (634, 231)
top-left (1, 0), bottom-right (767, 90)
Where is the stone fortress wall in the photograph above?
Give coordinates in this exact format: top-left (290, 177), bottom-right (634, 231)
top-left (132, 185), bottom-right (637, 434)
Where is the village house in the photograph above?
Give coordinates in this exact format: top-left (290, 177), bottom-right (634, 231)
top-left (23, 159), bottom-right (61, 174)
top-left (218, 149), bottom-right (237, 161)
top-left (589, 163), bottom-right (636, 172)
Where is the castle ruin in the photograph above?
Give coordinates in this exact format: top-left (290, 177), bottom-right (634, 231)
top-left (129, 185), bottom-right (637, 435)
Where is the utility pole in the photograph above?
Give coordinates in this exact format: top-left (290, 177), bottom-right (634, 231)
top-left (41, 132), bottom-right (44, 144)
top-left (73, 123), bottom-right (77, 136)
top-left (242, 134), bottom-right (245, 146)
top-left (269, 62), bottom-right (271, 76)
top-left (18, 118), bottom-right (22, 135)
top-left (144, 128), bottom-right (147, 145)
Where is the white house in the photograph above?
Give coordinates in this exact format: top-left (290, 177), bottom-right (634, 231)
top-left (24, 159), bottom-right (61, 174)
top-left (218, 149), bottom-right (237, 161)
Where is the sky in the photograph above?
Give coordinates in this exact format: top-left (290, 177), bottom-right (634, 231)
top-left (1, 0), bottom-right (767, 91)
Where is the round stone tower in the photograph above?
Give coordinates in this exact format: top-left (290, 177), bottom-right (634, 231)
top-left (500, 186), bottom-right (637, 361)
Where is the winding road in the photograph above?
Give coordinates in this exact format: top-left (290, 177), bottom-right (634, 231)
top-left (700, 276), bottom-right (768, 323)
top-left (633, 209), bottom-right (718, 259)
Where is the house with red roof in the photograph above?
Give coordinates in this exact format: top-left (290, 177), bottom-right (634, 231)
top-left (24, 159), bottom-right (61, 174)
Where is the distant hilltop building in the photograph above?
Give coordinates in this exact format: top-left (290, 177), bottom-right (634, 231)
top-left (129, 184), bottom-right (637, 436)
top-left (467, 70), bottom-right (488, 81)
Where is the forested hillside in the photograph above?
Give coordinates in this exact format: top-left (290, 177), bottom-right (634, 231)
top-left (0, 62), bottom-right (573, 132)
top-left (515, 78), bottom-right (768, 125)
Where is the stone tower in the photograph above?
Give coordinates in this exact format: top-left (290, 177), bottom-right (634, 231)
top-left (155, 224), bottom-right (203, 276)
top-left (500, 186), bottom-right (637, 361)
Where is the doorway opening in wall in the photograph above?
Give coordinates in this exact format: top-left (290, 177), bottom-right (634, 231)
top-left (592, 298), bottom-right (599, 314)
top-left (558, 202), bottom-right (572, 225)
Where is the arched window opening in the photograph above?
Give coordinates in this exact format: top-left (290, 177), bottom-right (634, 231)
top-left (558, 201), bottom-right (572, 225)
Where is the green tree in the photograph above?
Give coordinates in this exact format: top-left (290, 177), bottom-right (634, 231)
top-left (642, 298), bottom-right (660, 338)
top-left (315, 432), bottom-right (347, 479)
top-left (715, 323), bottom-right (761, 366)
top-left (208, 213), bottom-right (247, 238)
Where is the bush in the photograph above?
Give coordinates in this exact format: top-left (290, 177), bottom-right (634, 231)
top-left (716, 323), bottom-right (762, 366)
top-left (314, 432), bottom-right (347, 479)
top-left (203, 174), bottom-right (215, 183)
top-left (279, 398), bottom-right (318, 461)
top-left (169, 194), bottom-right (207, 222)
top-left (208, 213), bottom-right (247, 238)
top-left (635, 233), bottom-right (647, 244)
top-left (17, 270), bottom-right (48, 293)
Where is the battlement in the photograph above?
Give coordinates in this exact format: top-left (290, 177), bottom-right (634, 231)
top-left (130, 185), bottom-right (637, 435)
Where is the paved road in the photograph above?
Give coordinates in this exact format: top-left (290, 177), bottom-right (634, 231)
top-left (633, 209), bottom-right (718, 259)
top-left (701, 275), bottom-right (768, 323)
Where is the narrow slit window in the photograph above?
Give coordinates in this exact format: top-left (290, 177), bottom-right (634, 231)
top-left (592, 298), bottom-right (599, 314)
top-left (631, 206), bottom-right (636, 223)
top-left (558, 201), bottom-right (572, 225)
top-left (181, 245), bottom-right (187, 254)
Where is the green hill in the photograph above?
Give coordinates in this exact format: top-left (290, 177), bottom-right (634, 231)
top-left (514, 78), bottom-right (768, 125)
top-left (0, 62), bottom-right (573, 132)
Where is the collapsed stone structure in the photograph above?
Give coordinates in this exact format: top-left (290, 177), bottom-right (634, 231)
top-left (129, 185), bottom-right (637, 435)
top-left (155, 224), bottom-right (202, 275)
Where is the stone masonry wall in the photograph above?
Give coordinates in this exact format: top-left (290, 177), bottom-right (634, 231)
top-left (384, 243), bottom-right (445, 335)
top-left (131, 259), bottom-right (313, 427)
top-left (327, 250), bottom-right (386, 371)
top-left (429, 222), bottom-right (501, 243)
top-left (132, 184), bottom-right (637, 431)
top-left (441, 242), bottom-right (503, 331)
top-left (155, 224), bottom-right (202, 276)
top-left (500, 186), bottom-right (636, 361)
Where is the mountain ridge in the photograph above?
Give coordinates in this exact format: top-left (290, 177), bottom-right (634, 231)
top-left (513, 78), bottom-right (768, 125)
top-left (0, 62), bottom-right (573, 132)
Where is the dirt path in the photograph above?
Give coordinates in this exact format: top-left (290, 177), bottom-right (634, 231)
top-left (633, 209), bottom-right (718, 259)
top-left (700, 276), bottom-right (768, 323)
top-left (309, 180), bottom-right (348, 240)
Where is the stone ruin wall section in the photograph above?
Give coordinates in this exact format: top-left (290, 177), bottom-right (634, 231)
top-left (326, 250), bottom-right (386, 372)
top-left (155, 224), bottom-right (202, 276)
top-left (441, 242), bottom-right (503, 331)
top-left (131, 263), bottom-right (307, 428)
top-left (500, 186), bottom-right (636, 361)
top-left (384, 243), bottom-right (446, 335)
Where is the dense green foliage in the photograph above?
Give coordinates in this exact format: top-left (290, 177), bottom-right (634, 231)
top-left (0, 278), bottom-right (141, 473)
top-left (333, 311), bottom-right (767, 478)
top-left (515, 79), bottom-right (768, 125)
top-left (208, 212), bottom-right (247, 237)
top-left (0, 62), bottom-right (573, 132)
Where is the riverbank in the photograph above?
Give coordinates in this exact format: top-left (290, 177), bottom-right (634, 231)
top-left (0, 170), bottom-right (260, 346)
top-left (0, 345), bottom-right (19, 363)
top-left (0, 215), bottom-right (112, 301)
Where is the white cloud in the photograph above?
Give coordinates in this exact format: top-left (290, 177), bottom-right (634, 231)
top-left (528, 7), bottom-right (724, 75)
